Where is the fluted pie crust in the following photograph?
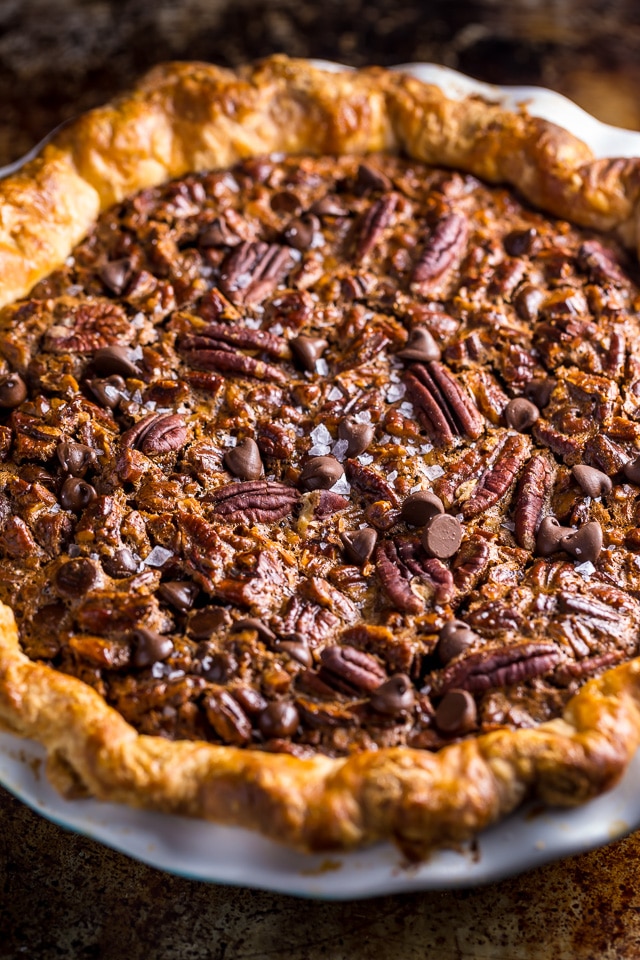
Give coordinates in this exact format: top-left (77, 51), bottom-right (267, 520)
top-left (1, 56), bottom-right (640, 858)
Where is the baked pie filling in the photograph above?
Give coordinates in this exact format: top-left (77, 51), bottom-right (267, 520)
top-left (3, 151), bottom-right (640, 760)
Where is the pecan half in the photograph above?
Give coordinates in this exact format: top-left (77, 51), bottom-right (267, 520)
top-left (319, 645), bottom-right (386, 693)
top-left (206, 480), bottom-right (300, 523)
top-left (183, 323), bottom-right (290, 359)
top-left (354, 194), bottom-right (397, 262)
top-left (121, 413), bottom-right (187, 455)
top-left (395, 538), bottom-right (455, 604)
top-left (439, 642), bottom-right (561, 693)
top-left (204, 688), bottom-right (252, 744)
top-left (452, 536), bottom-right (492, 595)
top-left (461, 433), bottom-right (530, 519)
top-left (404, 362), bottom-right (484, 446)
top-left (345, 458), bottom-right (399, 505)
top-left (411, 213), bottom-right (469, 289)
top-left (219, 241), bottom-right (294, 305)
top-left (514, 453), bottom-right (556, 550)
top-left (375, 540), bottom-right (423, 614)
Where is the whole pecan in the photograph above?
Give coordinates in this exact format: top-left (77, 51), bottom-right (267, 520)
top-left (180, 344), bottom-right (287, 383)
top-left (411, 212), bottom-right (469, 289)
top-left (318, 645), bottom-right (386, 693)
top-left (375, 540), bottom-right (423, 615)
top-left (345, 458), bottom-right (399, 505)
top-left (206, 480), bottom-right (300, 524)
top-left (395, 538), bottom-right (455, 604)
top-left (452, 536), bottom-right (492, 595)
top-left (121, 413), bottom-right (187, 455)
top-left (578, 239), bottom-right (628, 286)
top-left (354, 194), bottom-right (397, 262)
top-left (462, 433), bottom-right (530, 519)
top-left (204, 688), bottom-right (252, 745)
top-left (439, 641), bottom-right (561, 694)
top-left (404, 361), bottom-right (484, 446)
top-left (184, 323), bottom-right (290, 359)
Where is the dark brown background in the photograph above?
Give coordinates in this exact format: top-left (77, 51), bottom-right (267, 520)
top-left (2, 1), bottom-right (640, 957)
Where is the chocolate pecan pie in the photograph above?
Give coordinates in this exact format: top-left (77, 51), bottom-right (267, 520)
top-left (2, 57), bottom-right (640, 859)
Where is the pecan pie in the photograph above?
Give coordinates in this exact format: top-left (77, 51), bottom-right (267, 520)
top-left (2, 57), bottom-right (640, 859)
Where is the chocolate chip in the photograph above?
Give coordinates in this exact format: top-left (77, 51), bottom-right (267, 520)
top-left (572, 464), bottom-right (613, 498)
top-left (503, 227), bottom-right (540, 257)
top-left (341, 527), bottom-right (377, 565)
top-left (290, 335), bottom-right (328, 371)
top-left (92, 345), bottom-right (141, 378)
top-left (435, 689), bottom-right (477, 734)
top-left (103, 547), bottom-right (142, 578)
top-left (188, 607), bottom-right (232, 640)
top-left (131, 627), bottom-right (173, 668)
top-left (338, 417), bottom-right (374, 457)
top-left (90, 374), bottom-right (127, 409)
top-left (514, 284), bottom-right (545, 322)
top-left (232, 686), bottom-right (268, 716)
top-left (231, 617), bottom-right (277, 644)
top-left (421, 514), bottom-right (462, 559)
top-left (504, 397), bottom-right (540, 432)
top-left (355, 162), bottom-right (392, 193)
top-left (436, 619), bottom-right (478, 664)
top-left (60, 477), bottom-right (97, 512)
top-left (201, 651), bottom-right (238, 683)
top-left (397, 327), bottom-right (441, 363)
top-left (624, 456), bottom-right (640, 485)
top-left (99, 258), bottom-right (132, 295)
top-left (257, 701), bottom-right (300, 738)
top-left (55, 558), bottom-right (98, 598)
top-left (0, 372), bottom-right (27, 408)
top-left (270, 191), bottom-right (301, 215)
top-left (536, 516), bottom-right (574, 557)
top-left (158, 581), bottom-right (199, 613)
top-left (561, 520), bottom-right (603, 564)
top-left (283, 214), bottom-right (320, 251)
top-left (223, 438), bottom-right (263, 481)
top-left (310, 195), bottom-right (348, 217)
top-left (299, 455), bottom-right (344, 491)
top-left (524, 377), bottom-right (556, 410)
top-left (369, 674), bottom-right (415, 716)
top-left (400, 490), bottom-right (445, 526)
top-left (56, 442), bottom-right (97, 477)
top-left (276, 639), bottom-right (313, 668)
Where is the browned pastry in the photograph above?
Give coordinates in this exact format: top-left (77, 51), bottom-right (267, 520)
top-left (2, 57), bottom-right (640, 859)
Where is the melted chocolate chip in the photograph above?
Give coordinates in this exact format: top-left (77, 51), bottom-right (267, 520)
top-left (514, 284), bottom-right (545, 322)
top-left (370, 674), bottom-right (415, 716)
top-left (503, 227), bottom-right (540, 257)
top-left (310, 194), bottom-right (349, 217)
top-left (421, 514), bottom-right (462, 559)
top-left (561, 521), bottom-right (603, 563)
top-left (103, 547), bottom-right (142, 578)
top-left (524, 377), bottom-right (556, 410)
top-left (56, 442), bottom-right (97, 477)
top-left (55, 558), bottom-right (98, 598)
top-left (341, 527), bottom-right (377, 565)
top-left (436, 620), bottom-right (478, 664)
top-left (90, 375), bottom-right (127, 409)
top-left (231, 618), bottom-right (277, 644)
top-left (60, 477), bottom-right (97, 512)
top-left (0, 373), bottom-right (27, 408)
top-left (158, 581), bottom-right (199, 613)
top-left (223, 438), bottom-right (263, 481)
top-left (290, 335), bottom-right (328, 371)
top-left (132, 628), bottom-right (173, 668)
top-left (338, 417), bottom-right (374, 457)
top-left (258, 701), bottom-right (300, 738)
top-left (536, 516), bottom-right (574, 557)
top-left (92, 345), bottom-right (141, 378)
top-left (572, 464), bottom-right (613, 498)
top-left (299, 456), bottom-right (344, 491)
top-left (400, 490), bottom-right (444, 526)
top-left (504, 397), bottom-right (540, 432)
top-left (276, 639), bottom-right (313, 668)
top-left (435, 689), bottom-right (477, 734)
top-left (355, 162), bottom-right (393, 193)
top-left (99, 258), bottom-right (132, 295)
top-left (188, 607), bottom-right (232, 640)
top-left (233, 685), bottom-right (268, 716)
top-left (623, 456), bottom-right (640, 485)
top-left (283, 214), bottom-right (320, 251)
top-left (397, 327), bottom-right (441, 363)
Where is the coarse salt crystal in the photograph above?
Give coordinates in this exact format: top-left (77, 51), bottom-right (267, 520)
top-left (244, 316), bottom-right (262, 329)
top-left (223, 436), bottom-right (237, 447)
top-left (308, 443), bottom-right (331, 456)
top-left (130, 345), bottom-right (144, 361)
top-left (315, 358), bottom-right (329, 376)
top-left (354, 410), bottom-right (372, 424)
top-left (501, 520), bottom-right (516, 531)
top-left (419, 443), bottom-right (434, 454)
top-left (310, 424), bottom-right (332, 445)
top-left (327, 386), bottom-right (343, 401)
top-left (575, 560), bottom-right (596, 578)
top-left (424, 464), bottom-right (445, 480)
top-left (145, 546), bottom-right (174, 568)
top-left (332, 438), bottom-right (350, 461)
top-left (386, 382), bottom-right (406, 402)
top-left (151, 663), bottom-right (165, 679)
top-left (269, 323), bottom-right (284, 335)
top-left (387, 470), bottom-right (398, 482)
top-left (399, 402), bottom-right (415, 417)
top-left (331, 475), bottom-right (351, 495)
top-left (358, 453), bottom-right (374, 465)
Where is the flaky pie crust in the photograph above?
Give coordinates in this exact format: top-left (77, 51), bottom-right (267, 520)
top-left (1, 56), bottom-right (640, 856)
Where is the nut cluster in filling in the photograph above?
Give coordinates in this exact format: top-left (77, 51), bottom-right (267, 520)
top-left (1, 153), bottom-right (640, 757)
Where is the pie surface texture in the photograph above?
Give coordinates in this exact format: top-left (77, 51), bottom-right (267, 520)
top-left (2, 58), bottom-right (640, 858)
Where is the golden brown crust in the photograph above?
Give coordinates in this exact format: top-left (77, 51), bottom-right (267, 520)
top-left (3, 56), bottom-right (640, 856)
top-left (2, 56), bottom-right (640, 308)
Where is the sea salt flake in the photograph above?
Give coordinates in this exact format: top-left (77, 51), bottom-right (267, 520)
top-left (243, 316), bottom-right (262, 329)
top-left (354, 410), bottom-right (372, 424)
top-left (151, 662), bottom-right (165, 679)
top-left (223, 435), bottom-right (237, 447)
top-left (419, 443), bottom-right (434, 454)
top-left (424, 464), bottom-right (445, 480)
top-left (575, 560), bottom-right (596, 579)
top-left (269, 323), bottom-right (284, 335)
top-left (501, 520), bottom-right (516, 531)
top-left (315, 358), bottom-right (329, 376)
top-left (308, 443), bottom-right (331, 456)
top-left (328, 386), bottom-right (343, 401)
top-left (130, 345), bottom-right (144, 361)
top-left (358, 453), bottom-right (374, 465)
top-left (331, 475), bottom-right (351, 495)
top-left (145, 546), bottom-right (174, 568)
top-left (399, 402), bottom-right (415, 418)
top-left (332, 438), bottom-right (350, 461)
top-left (310, 424), bottom-right (332, 445)
top-left (386, 382), bottom-right (406, 402)
top-left (387, 470), bottom-right (398, 482)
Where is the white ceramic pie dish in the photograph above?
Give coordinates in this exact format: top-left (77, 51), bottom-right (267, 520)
top-left (1, 61), bottom-right (640, 899)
